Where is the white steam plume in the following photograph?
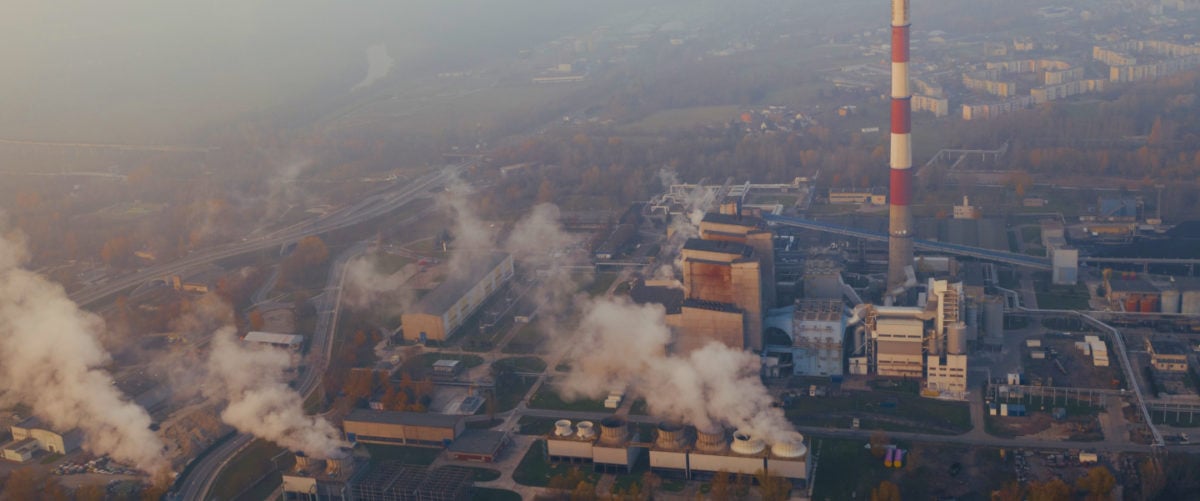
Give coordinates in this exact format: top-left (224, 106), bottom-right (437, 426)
top-left (0, 228), bottom-right (167, 473)
top-left (655, 169), bottom-right (714, 279)
top-left (204, 327), bottom-right (347, 458)
top-left (559, 297), bottom-right (799, 443)
top-left (343, 254), bottom-right (415, 313)
top-left (439, 176), bottom-right (497, 276)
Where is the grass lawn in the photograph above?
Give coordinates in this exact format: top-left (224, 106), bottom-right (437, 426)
top-left (586, 272), bottom-right (621, 297)
top-left (494, 356), bottom-right (547, 374)
top-left (518, 416), bottom-right (561, 436)
top-left (472, 488), bottom-right (522, 501)
top-left (493, 374), bottom-right (538, 412)
top-left (1020, 226), bottom-right (1042, 244)
top-left (786, 391), bottom-right (971, 435)
top-left (362, 444), bottom-right (441, 465)
top-left (468, 467), bottom-right (502, 482)
top-left (528, 385), bottom-right (610, 413)
top-left (211, 439), bottom-right (286, 500)
top-left (512, 440), bottom-right (601, 487)
top-left (502, 323), bottom-right (543, 354)
top-left (810, 438), bottom-right (889, 501)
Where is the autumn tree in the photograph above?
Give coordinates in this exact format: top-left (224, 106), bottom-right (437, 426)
top-left (1139, 457), bottom-right (1166, 501)
top-left (1075, 466), bottom-right (1116, 501)
top-left (870, 480), bottom-right (902, 501)
top-left (992, 481), bottom-right (1024, 501)
top-left (1028, 478), bottom-right (1071, 501)
top-left (755, 469), bottom-right (793, 501)
top-left (709, 470), bottom-right (732, 501)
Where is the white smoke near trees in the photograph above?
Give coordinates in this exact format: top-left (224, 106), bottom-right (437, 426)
top-left (558, 297), bottom-right (799, 444)
top-left (440, 176), bottom-right (497, 277)
top-left (204, 327), bottom-right (347, 458)
top-left (343, 254), bottom-right (415, 313)
top-left (655, 168), bottom-right (714, 279)
top-left (0, 228), bottom-right (167, 474)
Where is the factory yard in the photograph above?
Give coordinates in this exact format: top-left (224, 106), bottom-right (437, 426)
top-left (1019, 333), bottom-right (1125, 390)
top-left (811, 438), bottom-right (1011, 501)
top-left (783, 380), bottom-right (972, 435)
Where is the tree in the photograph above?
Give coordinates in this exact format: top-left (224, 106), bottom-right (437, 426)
top-left (1139, 457), bottom-right (1166, 501)
top-left (1028, 478), bottom-right (1071, 501)
top-left (75, 484), bottom-right (107, 501)
top-left (992, 481), bottom-right (1024, 501)
top-left (1075, 466), bottom-right (1116, 500)
top-left (870, 480), bottom-right (902, 501)
top-left (1, 468), bottom-right (41, 501)
top-left (709, 470), bottom-right (732, 501)
top-left (755, 469), bottom-right (793, 501)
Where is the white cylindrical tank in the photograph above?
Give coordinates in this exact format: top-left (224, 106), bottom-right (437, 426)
top-left (730, 430), bottom-right (766, 455)
top-left (1182, 291), bottom-right (1200, 315)
top-left (1161, 289), bottom-right (1181, 315)
top-left (695, 426), bottom-right (727, 452)
top-left (655, 421), bottom-right (687, 450)
top-left (599, 417), bottom-right (629, 445)
top-left (770, 434), bottom-right (808, 458)
top-left (948, 322), bottom-right (967, 355)
top-left (576, 421), bottom-right (596, 440)
top-left (554, 420), bottom-right (574, 437)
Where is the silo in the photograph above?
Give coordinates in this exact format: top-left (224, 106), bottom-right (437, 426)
top-left (730, 430), bottom-right (766, 455)
top-left (948, 322), bottom-right (967, 355)
top-left (695, 426), bottom-right (727, 452)
top-left (654, 421), bottom-right (687, 450)
top-left (1161, 289), bottom-right (1181, 314)
top-left (576, 421), bottom-right (596, 440)
top-left (1140, 295), bottom-right (1159, 313)
top-left (769, 435), bottom-right (808, 459)
top-left (554, 420), bottom-right (574, 437)
top-left (984, 298), bottom-right (1004, 342)
top-left (1183, 291), bottom-right (1200, 315)
top-left (964, 302), bottom-right (980, 342)
top-left (599, 417), bottom-right (629, 445)
top-left (1124, 295), bottom-right (1141, 313)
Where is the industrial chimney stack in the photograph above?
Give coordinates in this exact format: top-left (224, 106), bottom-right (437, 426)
top-left (887, 0), bottom-right (915, 295)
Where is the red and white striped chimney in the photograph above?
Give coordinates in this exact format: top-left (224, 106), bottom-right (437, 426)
top-left (887, 0), bottom-right (915, 293)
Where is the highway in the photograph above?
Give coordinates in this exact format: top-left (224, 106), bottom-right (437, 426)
top-left (69, 165), bottom-right (459, 309)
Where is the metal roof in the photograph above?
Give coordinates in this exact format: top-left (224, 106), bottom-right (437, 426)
top-left (245, 331), bottom-right (304, 346)
top-left (409, 252), bottom-right (511, 315)
top-left (701, 212), bottom-right (766, 229)
top-left (682, 238), bottom-right (752, 257)
top-left (345, 409), bottom-right (463, 429)
top-left (447, 429), bottom-right (507, 455)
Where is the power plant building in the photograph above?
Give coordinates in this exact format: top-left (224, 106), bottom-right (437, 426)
top-left (8, 418), bottom-right (82, 456)
top-left (678, 236), bottom-right (767, 351)
top-left (342, 410), bottom-right (465, 447)
top-left (401, 252), bottom-right (514, 343)
top-left (787, 300), bottom-right (847, 377)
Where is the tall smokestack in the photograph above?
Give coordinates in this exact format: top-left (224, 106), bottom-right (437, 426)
top-left (887, 0), bottom-right (915, 294)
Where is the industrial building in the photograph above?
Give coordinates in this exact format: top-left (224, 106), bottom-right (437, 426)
top-left (401, 252), bottom-right (514, 342)
top-left (244, 331), bottom-right (305, 350)
top-left (1, 439), bottom-right (39, 463)
top-left (677, 217), bottom-right (773, 351)
top-left (282, 452), bottom-right (363, 501)
top-left (764, 299), bottom-right (848, 377)
top-left (351, 464), bottom-right (473, 501)
top-left (8, 418), bottom-right (82, 456)
top-left (1147, 339), bottom-right (1190, 373)
top-left (545, 418), bottom-right (810, 487)
top-left (342, 409), bottom-right (465, 447)
top-left (445, 430), bottom-right (508, 463)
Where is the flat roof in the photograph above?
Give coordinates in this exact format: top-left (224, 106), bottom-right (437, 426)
top-left (682, 238), bottom-right (752, 257)
top-left (2, 438), bottom-right (39, 453)
top-left (409, 252), bottom-right (511, 315)
top-left (448, 429), bottom-right (507, 455)
top-left (1150, 339), bottom-right (1189, 356)
top-left (1108, 278), bottom-right (1160, 294)
top-left (345, 409), bottom-right (463, 429)
top-left (245, 331), bottom-right (304, 345)
top-left (433, 360), bottom-right (461, 368)
top-left (701, 212), bottom-right (765, 229)
top-left (630, 281), bottom-right (684, 315)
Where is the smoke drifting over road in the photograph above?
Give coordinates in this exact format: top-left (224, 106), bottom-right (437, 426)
top-left (0, 228), bottom-right (167, 473)
top-left (558, 297), bottom-right (799, 443)
top-left (343, 254), bottom-right (415, 313)
top-left (204, 327), bottom-right (346, 458)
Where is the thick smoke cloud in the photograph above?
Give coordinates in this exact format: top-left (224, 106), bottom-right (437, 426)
top-left (559, 297), bottom-right (800, 444)
top-left (204, 327), bottom-right (347, 458)
top-left (343, 254), bottom-right (415, 313)
top-left (655, 168), bottom-right (713, 279)
top-left (440, 176), bottom-right (497, 277)
top-left (0, 228), bottom-right (167, 473)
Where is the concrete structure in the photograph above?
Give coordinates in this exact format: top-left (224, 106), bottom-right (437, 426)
top-left (952, 196), bottom-right (981, 220)
top-left (348, 463), bottom-right (473, 501)
top-left (545, 417), bottom-right (642, 474)
top-left (679, 236), bottom-right (766, 351)
top-left (829, 188), bottom-right (887, 205)
top-left (282, 452), bottom-right (364, 501)
top-left (675, 300), bottom-right (745, 353)
top-left (1147, 339), bottom-right (1189, 373)
top-left (789, 299), bottom-right (847, 376)
top-left (1052, 248), bottom-right (1079, 285)
top-left (342, 410), bottom-right (464, 447)
top-left (1, 439), bottom-right (39, 463)
top-left (888, 0), bottom-right (916, 294)
top-left (244, 331), bottom-right (305, 350)
top-left (926, 354), bottom-right (968, 396)
top-left (401, 252), bottom-right (514, 342)
top-left (10, 418), bottom-right (82, 455)
top-left (912, 94), bottom-right (950, 117)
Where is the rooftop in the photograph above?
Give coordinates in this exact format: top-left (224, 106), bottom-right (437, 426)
top-left (244, 331), bottom-right (304, 346)
top-left (1149, 339), bottom-right (1189, 356)
top-left (410, 252), bottom-right (511, 315)
top-left (1108, 278), bottom-right (1160, 294)
top-left (447, 429), bottom-right (507, 455)
top-left (682, 298), bottom-right (743, 314)
top-left (630, 280), bottom-right (685, 315)
top-left (701, 212), bottom-right (766, 229)
top-left (345, 409), bottom-right (464, 429)
top-left (682, 238), bottom-right (753, 257)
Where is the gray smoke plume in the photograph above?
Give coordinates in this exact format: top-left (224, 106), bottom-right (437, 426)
top-left (204, 327), bottom-right (347, 458)
top-left (0, 228), bottom-right (167, 473)
top-left (559, 297), bottom-right (799, 444)
top-left (654, 169), bottom-right (715, 280)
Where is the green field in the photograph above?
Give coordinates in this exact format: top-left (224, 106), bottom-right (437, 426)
top-left (494, 356), bottom-right (548, 374)
top-left (512, 440), bottom-right (601, 487)
top-left (785, 390), bottom-right (971, 435)
top-left (472, 488), bottom-right (522, 501)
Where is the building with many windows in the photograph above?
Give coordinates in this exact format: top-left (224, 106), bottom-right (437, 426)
top-left (401, 252), bottom-right (513, 342)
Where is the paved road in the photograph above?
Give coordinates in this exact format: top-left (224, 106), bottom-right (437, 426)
top-left (70, 165), bottom-right (459, 309)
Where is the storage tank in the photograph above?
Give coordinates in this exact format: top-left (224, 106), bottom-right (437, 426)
top-left (576, 421), bottom-right (596, 440)
top-left (695, 426), bottom-right (727, 452)
top-left (554, 420), bottom-right (574, 437)
top-left (598, 417), bottom-right (629, 445)
top-left (1183, 291), bottom-right (1200, 315)
top-left (1124, 295), bottom-right (1141, 313)
top-left (948, 322), bottom-right (967, 355)
top-left (654, 421), bottom-right (687, 450)
top-left (984, 298), bottom-right (1004, 341)
top-left (1161, 289), bottom-right (1181, 314)
top-left (1140, 295), bottom-right (1159, 313)
top-left (730, 430), bottom-right (766, 455)
top-left (965, 302), bottom-right (980, 342)
top-left (770, 434), bottom-right (808, 459)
